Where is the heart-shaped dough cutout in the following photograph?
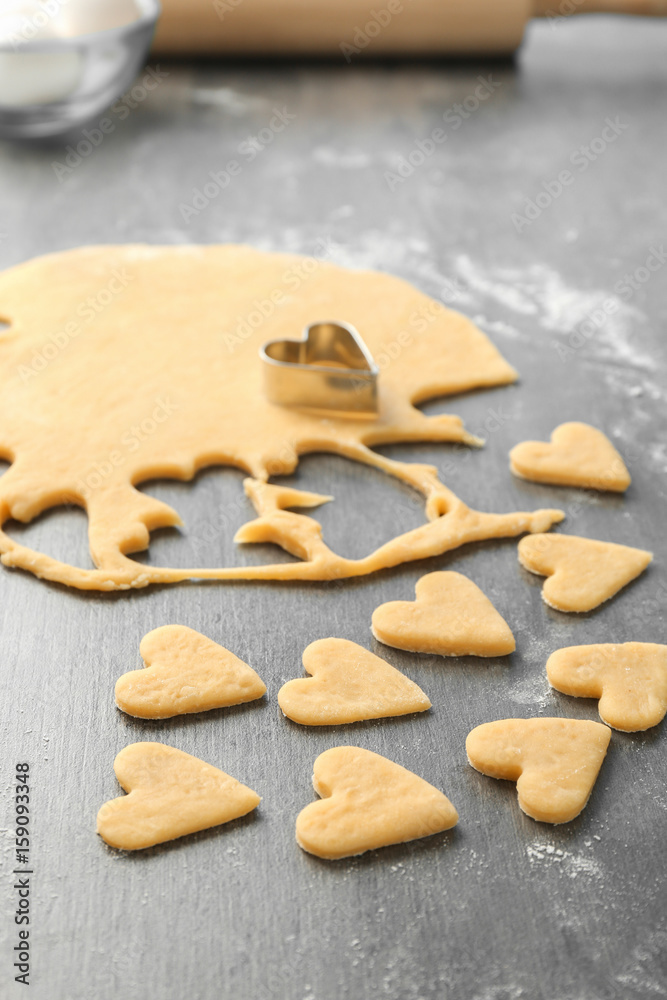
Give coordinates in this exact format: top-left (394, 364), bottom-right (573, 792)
top-left (547, 642), bottom-right (667, 732)
top-left (510, 422), bottom-right (631, 492)
top-left (278, 638), bottom-right (431, 725)
top-left (296, 746), bottom-right (458, 859)
top-left (115, 625), bottom-right (266, 719)
top-left (371, 571), bottom-right (515, 657)
top-left (518, 534), bottom-right (652, 612)
top-left (97, 742), bottom-right (261, 850)
top-left (466, 718), bottom-right (610, 824)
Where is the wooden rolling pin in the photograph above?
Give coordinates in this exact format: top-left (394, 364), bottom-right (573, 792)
top-left (153, 0), bottom-right (667, 55)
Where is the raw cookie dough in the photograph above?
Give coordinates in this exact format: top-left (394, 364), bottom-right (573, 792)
top-left (518, 533), bottom-right (652, 612)
top-left (0, 245), bottom-right (564, 591)
top-left (509, 422), bottom-right (631, 492)
top-left (466, 718), bottom-right (610, 824)
top-left (96, 742), bottom-right (260, 850)
top-left (296, 746), bottom-right (458, 859)
top-left (115, 624), bottom-right (266, 719)
top-left (371, 570), bottom-right (515, 657)
top-left (277, 637), bottom-right (430, 725)
top-left (547, 642), bottom-right (667, 732)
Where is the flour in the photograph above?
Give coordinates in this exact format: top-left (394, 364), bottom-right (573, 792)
top-left (472, 314), bottom-right (524, 340)
top-left (314, 243), bottom-right (653, 376)
top-left (509, 672), bottom-right (551, 709)
top-left (526, 842), bottom-right (603, 881)
top-left (190, 87), bottom-right (267, 113)
top-left (615, 929), bottom-right (667, 998)
top-left (328, 229), bottom-right (473, 305)
top-left (454, 255), bottom-right (539, 316)
top-left (451, 255), bottom-right (652, 371)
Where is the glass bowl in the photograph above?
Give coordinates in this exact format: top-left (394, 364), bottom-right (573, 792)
top-left (0, 0), bottom-right (161, 139)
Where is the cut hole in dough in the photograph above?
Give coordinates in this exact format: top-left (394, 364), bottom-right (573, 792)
top-left (135, 466), bottom-right (297, 569)
top-left (0, 244), bottom-right (564, 590)
top-left (4, 504), bottom-right (94, 571)
top-left (274, 453), bottom-right (428, 562)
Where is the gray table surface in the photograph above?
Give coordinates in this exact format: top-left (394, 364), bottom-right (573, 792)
top-left (1, 15), bottom-right (666, 1000)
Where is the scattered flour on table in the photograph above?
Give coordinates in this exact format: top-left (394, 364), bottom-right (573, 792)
top-left (190, 87), bottom-right (268, 113)
top-left (472, 314), bottom-right (523, 340)
top-left (248, 227), bottom-right (477, 312)
top-left (643, 440), bottom-right (667, 475)
top-left (328, 230), bottom-right (477, 309)
top-left (511, 634), bottom-right (556, 709)
top-left (615, 928), bottom-right (667, 998)
top-left (452, 255), bottom-right (652, 370)
top-left (509, 672), bottom-right (551, 709)
top-left (526, 842), bottom-right (603, 881)
top-left (178, 229), bottom-right (655, 385)
top-left (286, 242), bottom-right (654, 375)
top-left (454, 255), bottom-right (539, 316)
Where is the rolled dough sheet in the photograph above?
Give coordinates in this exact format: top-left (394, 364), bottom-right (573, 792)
top-left (0, 245), bottom-right (563, 590)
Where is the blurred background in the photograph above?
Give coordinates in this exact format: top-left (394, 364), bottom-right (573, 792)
top-left (1, 3), bottom-right (666, 1000)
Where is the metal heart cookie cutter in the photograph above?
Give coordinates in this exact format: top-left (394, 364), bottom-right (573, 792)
top-left (260, 321), bottom-right (379, 416)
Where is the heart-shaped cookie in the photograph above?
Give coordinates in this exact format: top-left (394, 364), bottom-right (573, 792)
top-left (518, 533), bottom-right (652, 612)
top-left (510, 421), bottom-right (631, 492)
top-left (466, 718), bottom-right (610, 824)
top-left (371, 571), bottom-right (515, 657)
top-left (115, 625), bottom-right (266, 719)
top-left (547, 642), bottom-right (667, 732)
top-left (296, 746), bottom-right (458, 859)
top-left (97, 742), bottom-right (261, 850)
top-left (278, 638), bottom-right (431, 725)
